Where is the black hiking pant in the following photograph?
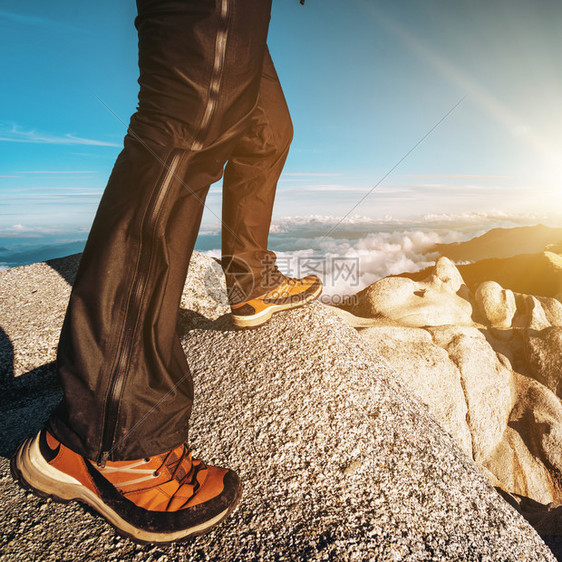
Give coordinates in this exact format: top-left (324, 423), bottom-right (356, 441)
top-left (47, 0), bottom-right (292, 462)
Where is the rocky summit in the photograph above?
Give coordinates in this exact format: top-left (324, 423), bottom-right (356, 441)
top-left (338, 255), bottom-right (562, 557)
top-left (0, 253), bottom-right (557, 560)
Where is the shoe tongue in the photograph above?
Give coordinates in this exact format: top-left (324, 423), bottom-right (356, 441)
top-left (162, 447), bottom-right (190, 482)
top-left (172, 462), bottom-right (189, 482)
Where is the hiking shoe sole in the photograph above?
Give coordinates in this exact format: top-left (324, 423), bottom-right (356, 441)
top-left (231, 279), bottom-right (322, 329)
top-left (11, 433), bottom-right (242, 545)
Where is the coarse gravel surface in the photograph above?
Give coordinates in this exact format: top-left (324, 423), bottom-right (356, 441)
top-left (0, 253), bottom-right (557, 560)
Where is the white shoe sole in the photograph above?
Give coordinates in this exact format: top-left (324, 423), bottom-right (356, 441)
top-left (231, 283), bottom-right (323, 329)
top-left (11, 433), bottom-right (237, 544)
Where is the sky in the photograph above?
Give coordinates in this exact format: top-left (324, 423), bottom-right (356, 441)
top-left (1, 0), bottom-right (562, 248)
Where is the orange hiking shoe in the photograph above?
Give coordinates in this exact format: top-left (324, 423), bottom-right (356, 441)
top-left (230, 274), bottom-right (323, 329)
top-left (11, 430), bottom-right (242, 544)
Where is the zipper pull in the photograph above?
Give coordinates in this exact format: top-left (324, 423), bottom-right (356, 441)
top-left (97, 451), bottom-right (110, 468)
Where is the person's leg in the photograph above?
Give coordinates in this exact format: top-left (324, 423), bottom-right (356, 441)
top-left (221, 50), bottom-right (323, 328)
top-left (48, 0), bottom-right (272, 463)
top-left (221, 49), bottom-right (293, 303)
top-left (13, 0), bottom-right (273, 543)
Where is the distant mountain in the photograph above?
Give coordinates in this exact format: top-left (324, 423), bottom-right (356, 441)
top-left (433, 224), bottom-right (562, 262)
top-left (0, 241), bottom-right (87, 269)
top-left (0, 232), bottom-right (223, 270)
top-left (458, 251), bottom-right (562, 299)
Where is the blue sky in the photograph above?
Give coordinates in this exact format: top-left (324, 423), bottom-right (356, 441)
top-left (1, 0), bottom-right (562, 245)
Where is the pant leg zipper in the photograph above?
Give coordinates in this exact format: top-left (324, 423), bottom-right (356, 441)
top-left (191, 0), bottom-right (231, 151)
top-left (98, 149), bottom-right (184, 467)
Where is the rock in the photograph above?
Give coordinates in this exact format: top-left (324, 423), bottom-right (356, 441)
top-left (0, 253), bottom-right (556, 560)
top-left (475, 283), bottom-right (562, 331)
top-left (0, 261), bottom-right (71, 378)
top-left (484, 373), bottom-right (562, 506)
top-left (524, 327), bottom-right (562, 399)
top-left (356, 319), bottom-right (562, 513)
top-left (536, 294), bottom-right (562, 326)
top-left (342, 260), bottom-right (562, 516)
top-left (515, 295), bottom-right (553, 331)
top-left (180, 304), bottom-right (554, 560)
top-left (180, 255), bottom-right (230, 320)
top-left (347, 257), bottom-right (473, 327)
top-left (359, 325), bottom-right (472, 455)
top-left (475, 281), bottom-right (517, 328)
top-left (404, 248), bottom-right (562, 300)
top-left (503, 491), bottom-right (562, 540)
top-left (426, 326), bottom-right (514, 463)
top-left (434, 255), bottom-right (470, 297)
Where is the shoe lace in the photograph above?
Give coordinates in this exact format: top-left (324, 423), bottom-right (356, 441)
top-left (154, 445), bottom-right (208, 496)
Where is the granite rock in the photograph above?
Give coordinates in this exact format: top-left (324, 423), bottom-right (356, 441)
top-left (347, 257), bottom-right (474, 327)
top-left (0, 253), bottom-right (556, 560)
top-left (340, 258), bottom-right (562, 516)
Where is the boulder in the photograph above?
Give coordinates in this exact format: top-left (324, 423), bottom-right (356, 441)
top-left (524, 327), bottom-right (562, 399)
top-left (537, 295), bottom-right (562, 326)
top-left (341, 259), bottom-right (562, 515)
top-left (428, 326), bottom-right (514, 463)
top-left (475, 281), bottom-right (517, 328)
top-left (515, 295), bottom-right (553, 331)
top-left (347, 257), bottom-right (473, 327)
top-left (180, 302), bottom-right (554, 559)
top-left (484, 372), bottom-right (562, 506)
top-left (358, 325), bottom-right (472, 455)
top-left (476, 283), bottom-right (562, 331)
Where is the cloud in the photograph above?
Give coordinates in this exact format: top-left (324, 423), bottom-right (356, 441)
top-left (400, 174), bottom-right (510, 180)
top-left (0, 10), bottom-right (85, 33)
top-left (283, 173), bottom-right (342, 177)
top-left (280, 184), bottom-right (372, 193)
top-left (268, 214), bottom-right (386, 233)
top-left (205, 215), bottom-right (465, 295)
top-left (202, 213), bottom-right (557, 298)
top-left (205, 227), bottom-right (464, 298)
top-left (393, 182), bottom-right (507, 192)
top-left (0, 224), bottom-right (77, 238)
top-left (0, 124), bottom-right (120, 147)
top-left (12, 193), bottom-right (100, 201)
top-left (13, 170), bottom-right (97, 174)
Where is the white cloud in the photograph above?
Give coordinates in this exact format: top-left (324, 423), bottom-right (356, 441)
top-left (399, 173), bottom-right (510, 180)
top-left (0, 124), bottom-right (120, 147)
top-left (0, 10), bottom-right (85, 33)
top-left (268, 214), bottom-right (382, 233)
top-left (0, 224), bottom-right (73, 238)
top-left (203, 227), bottom-right (461, 299)
top-left (280, 184), bottom-right (372, 193)
top-left (13, 170), bottom-right (97, 174)
top-left (283, 173), bottom-right (342, 177)
top-left (201, 212), bottom-right (558, 298)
